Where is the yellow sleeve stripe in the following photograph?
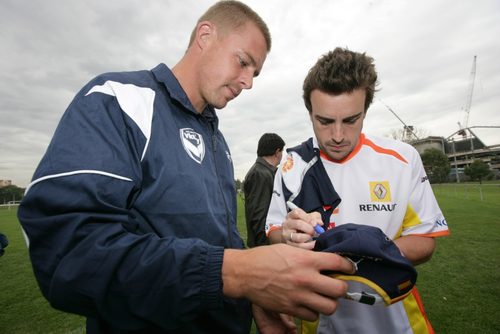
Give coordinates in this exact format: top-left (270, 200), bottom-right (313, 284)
top-left (403, 204), bottom-right (421, 228)
top-left (402, 287), bottom-right (435, 334)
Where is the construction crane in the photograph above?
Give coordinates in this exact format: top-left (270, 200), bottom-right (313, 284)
top-left (458, 55), bottom-right (477, 137)
top-left (378, 99), bottom-right (419, 142)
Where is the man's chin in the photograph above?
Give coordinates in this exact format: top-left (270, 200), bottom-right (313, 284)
top-left (211, 101), bottom-right (228, 110)
top-left (326, 151), bottom-right (348, 161)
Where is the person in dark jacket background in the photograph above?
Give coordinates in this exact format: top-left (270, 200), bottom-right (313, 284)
top-left (244, 133), bottom-right (285, 248)
top-left (17, 1), bottom-right (355, 333)
top-left (0, 232), bottom-right (8, 257)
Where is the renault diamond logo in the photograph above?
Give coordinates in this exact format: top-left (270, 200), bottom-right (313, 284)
top-left (180, 128), bottom-right (205, 164)
top-left (374, 184), bottom-right (387, 199)
top-left (369, 181), bottom-right (392, 202)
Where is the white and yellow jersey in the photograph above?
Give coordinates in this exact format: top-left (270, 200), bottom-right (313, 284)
top-left (266, 133), bottom-right (449, 334)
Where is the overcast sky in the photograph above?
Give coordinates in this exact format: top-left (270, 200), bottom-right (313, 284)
top-left (1, 0), bottom-right (499, 188)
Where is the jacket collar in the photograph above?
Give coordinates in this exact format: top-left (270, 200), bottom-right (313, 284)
top-left (151, 63), bottom-right (217, 121)
top-left (256, 156), bottom-right (277, 173)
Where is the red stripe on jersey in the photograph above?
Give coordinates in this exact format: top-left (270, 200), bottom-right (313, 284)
top-left (363, 136), bottom-right (408, 164)
top-left (266, 225), bottom-right (282, 237)
top-left (319, 134), bottom-right (408, 164)
top-left (409, 230), bottom-right (450, 238)
top-left (319, 134), bottom-right (365, 163)
top-left (411, 288), bottom-right (435, 334)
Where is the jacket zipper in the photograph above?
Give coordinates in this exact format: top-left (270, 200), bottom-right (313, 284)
top-left (209, 123), bottom-right (233, 247)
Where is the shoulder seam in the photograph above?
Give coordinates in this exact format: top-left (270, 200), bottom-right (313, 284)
top-left (363, 138), bottom-right (408, 164)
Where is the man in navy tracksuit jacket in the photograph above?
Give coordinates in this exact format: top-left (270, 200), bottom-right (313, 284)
top-left (18, 2), bottom-right (356, 333)
top-left (19, 63), bottom-right (247, 333)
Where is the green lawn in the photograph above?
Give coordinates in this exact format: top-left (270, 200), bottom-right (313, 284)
top-left (0, 206), bottom-right (85, 333)
top-left (416, 184), bottom-right (500, 334)
top-left (1, 183), bottom-right (499, 333)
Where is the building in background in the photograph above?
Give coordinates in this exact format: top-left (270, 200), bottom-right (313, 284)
top-left (0, 180), bottom-right (12, 188)
top-left (411, 128), bottom-right (500, 182)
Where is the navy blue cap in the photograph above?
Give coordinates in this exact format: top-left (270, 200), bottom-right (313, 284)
top-left (313, 223), bottom-right (417, 305)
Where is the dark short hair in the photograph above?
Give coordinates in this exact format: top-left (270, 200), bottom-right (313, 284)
top-left (303, 47), bottom-right (378, 113)
top-left (257, 133), bottom-right (285, 157)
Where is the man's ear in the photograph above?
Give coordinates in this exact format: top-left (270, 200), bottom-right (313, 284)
top-left (195, 21), bottom-right (216, 49)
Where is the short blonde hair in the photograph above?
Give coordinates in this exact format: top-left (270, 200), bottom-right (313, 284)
top-left (188, 0), bottom-right (271, 52)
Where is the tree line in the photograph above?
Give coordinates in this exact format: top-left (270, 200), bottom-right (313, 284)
top-left (236, 148), bottom-right (494, 188)
top-left (0, 185), bottom-right (25, 204)
top-left (420, 148), bottom-right (493, 184)
top-left (0, 153), bottom-right (494, 204)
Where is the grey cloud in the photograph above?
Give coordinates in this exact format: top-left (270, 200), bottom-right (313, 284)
top-left (1, 0), bottom-right (499, 186)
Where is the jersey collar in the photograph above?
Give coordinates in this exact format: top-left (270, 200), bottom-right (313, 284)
top-left (318, 133), bottom-right (365, 164)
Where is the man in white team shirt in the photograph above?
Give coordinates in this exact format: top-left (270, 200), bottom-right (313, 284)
top-left (266, 47), bottom-right (450, 333)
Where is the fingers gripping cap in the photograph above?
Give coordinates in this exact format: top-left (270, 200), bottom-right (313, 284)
top-left (313, 223), bottom-right (417, 305)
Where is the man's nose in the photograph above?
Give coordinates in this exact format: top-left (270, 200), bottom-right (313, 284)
top-left (331, 123), bottom-right (344, 143)
top-left (240, 69), bottom-right (254, 90)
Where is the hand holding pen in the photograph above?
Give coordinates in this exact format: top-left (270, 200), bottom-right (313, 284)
top-left (283, 201), bottom-right (325, 250)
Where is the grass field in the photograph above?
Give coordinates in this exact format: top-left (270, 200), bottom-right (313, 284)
top-left (415, 183), bottom-right (500, 334)
top-left (1, 183), bottom-right (499, 333)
